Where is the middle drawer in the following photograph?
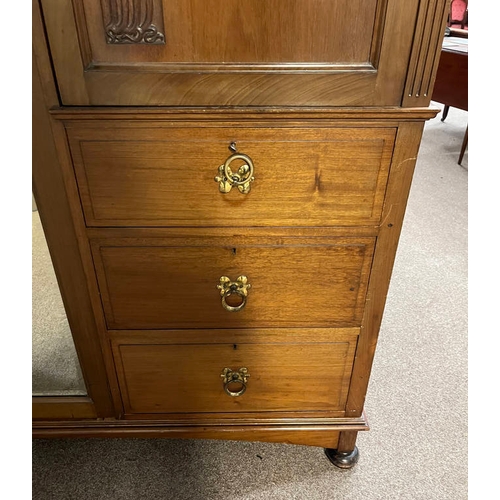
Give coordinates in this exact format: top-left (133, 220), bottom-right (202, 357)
top-left (91, 235), bottom-right (375, 330)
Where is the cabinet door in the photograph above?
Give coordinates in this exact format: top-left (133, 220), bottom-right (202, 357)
top-left (40, 0), bottom-right (448, 106)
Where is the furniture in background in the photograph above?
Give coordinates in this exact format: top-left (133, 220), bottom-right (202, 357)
top-left (432, 36), bottom-right (468, 164)
top-left (33, 0), bottom-right (449, 468)
top-left (449, 0), bottom-right (468, 30)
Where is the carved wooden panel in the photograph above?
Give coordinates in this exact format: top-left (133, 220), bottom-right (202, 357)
top-left (92, 0), bottom-right (383, 62)
top-left (101, 0), bottom-right (165, 44)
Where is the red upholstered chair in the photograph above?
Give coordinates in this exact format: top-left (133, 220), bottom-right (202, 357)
top-left (449, 0), bottom-right (468, 30)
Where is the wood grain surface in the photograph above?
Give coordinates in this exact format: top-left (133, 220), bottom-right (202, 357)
top-left (33, 0), bottom-right (448, 453)
top-left (32, 0), bottom-right (115, 418)
top-left (67, 125), bottom-right (396, 227)
top-left (91, 236), bottom-right (375, 329)
top-left (41, 0), bottom-right (422, 105)
top-left (33, 423), bottom-right (346, 448)
top-left (87, 0), bottom-right (379, 63)
top-left (112, 339), bottom-right (357, 414)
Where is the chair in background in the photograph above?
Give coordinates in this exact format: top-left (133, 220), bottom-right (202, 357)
top-left (433, 1), bottom-right (468, 165)
top-left (449, 0), bottom-right (468, 30)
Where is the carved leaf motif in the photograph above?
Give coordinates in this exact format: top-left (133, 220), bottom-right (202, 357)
top-left (102, 0), bottom-right (165, 44)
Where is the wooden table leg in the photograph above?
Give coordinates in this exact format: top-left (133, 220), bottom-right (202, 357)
top-left (441, 105), bottom-right (450, 122)
top-left (458, 125), bottom-right (468, 165)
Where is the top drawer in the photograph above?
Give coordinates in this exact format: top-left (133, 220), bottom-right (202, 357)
top-left (66, 123), bottom-right (396, 227)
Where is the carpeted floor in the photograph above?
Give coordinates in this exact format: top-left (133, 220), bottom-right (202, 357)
top-left (32, 103), bottom-right (468, 499)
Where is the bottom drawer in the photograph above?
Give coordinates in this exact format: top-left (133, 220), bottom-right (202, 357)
top-left (111, 330), bottom-right (358, 416)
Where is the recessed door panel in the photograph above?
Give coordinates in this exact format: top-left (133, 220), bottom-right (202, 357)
top-left (39, 0), bottom-right (446, 106)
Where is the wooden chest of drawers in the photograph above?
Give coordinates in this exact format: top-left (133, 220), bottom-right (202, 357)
top-left (33, 0), bottom-right (448, 468)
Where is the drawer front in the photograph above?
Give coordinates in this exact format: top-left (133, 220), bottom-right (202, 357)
top-left (112, 335), bottom-right (358, 415)
top-left (67, 124), bottom-right (396, 227)
top-left (92, 236), bottom-right (375, 329)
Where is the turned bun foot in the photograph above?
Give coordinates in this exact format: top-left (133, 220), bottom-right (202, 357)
top-left (324, 446), bottom-right (359, 469)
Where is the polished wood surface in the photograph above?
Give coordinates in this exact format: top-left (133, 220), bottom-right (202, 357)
top-left (432, 39), bottom-right (468, 112)
top-left (107, 327), bottom-right (360, 345)
top-left (55, 107), bottom-right (440, 121)
top-left (33, 0), bottom-right (449, 455)
top-left (40, 0), bottom-right (431, 106)
top-left (33, 411), bottom-right (369, 447)
top-left (109, 327), bottom-right (359, 421)
top-left (87, 225), bottom-right (379, 240)
top-left (32, 397), bottom-right (97, 420)
top-left (92, 236), bottom-right (374, 329)
top-left (32, 0), bottom-right (115, 419)
top-left (33, 423), bottom-right (346, 448)
top-left (432, 36), bottom-right (468, 164)
top-left (67, 124), bottom-right (396, 227)
top-left (88, 0), bottom-right (379, 63)
top-left (113, 338), bottom-right (357, 414)
top-left (402, 0), bottom-right (450, 107)
top-left (336, 430), bottom-right (360, 453)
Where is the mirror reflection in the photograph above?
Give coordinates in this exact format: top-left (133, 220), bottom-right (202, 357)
top-left (32, 196), bottom-right (87, 396)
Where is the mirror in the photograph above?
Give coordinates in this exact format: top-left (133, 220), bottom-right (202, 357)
top-left (32, 197), bottom-right (87, 396)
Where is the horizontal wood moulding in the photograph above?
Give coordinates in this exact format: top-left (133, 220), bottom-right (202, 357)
top-left (89, 62), bottom-right (378, 73)
top-left (32, 425), bottom-right (366, 447)
top-left (33, 415), bottom-right (368, 428)
top-left (32, 427), bottom-right (343, 447)
top-left (33, 415), bottom-right (369, 446)
top-left (86, 226), bottom-right (380, 240)
top-left (120, 411), bottom-right (348, 421)
top-left (107, 328), bottom-right (360, 345)
top-left (53, 107), bottom-right (440, 121)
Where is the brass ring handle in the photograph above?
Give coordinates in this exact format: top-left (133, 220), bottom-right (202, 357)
top-left (221, 288), bottom-right (247, 312)
top-left (223, 153), bottom-right (255, 187)
top-left (217, 276), bottom-right (251, 312)
top-left (215, 147), bottom-right (255, 194)
top-left (221, 367), bottom-right (250, 397)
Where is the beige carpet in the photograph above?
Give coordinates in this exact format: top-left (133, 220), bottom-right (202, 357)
top-left (32, 103), bottom-right (467, 499)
